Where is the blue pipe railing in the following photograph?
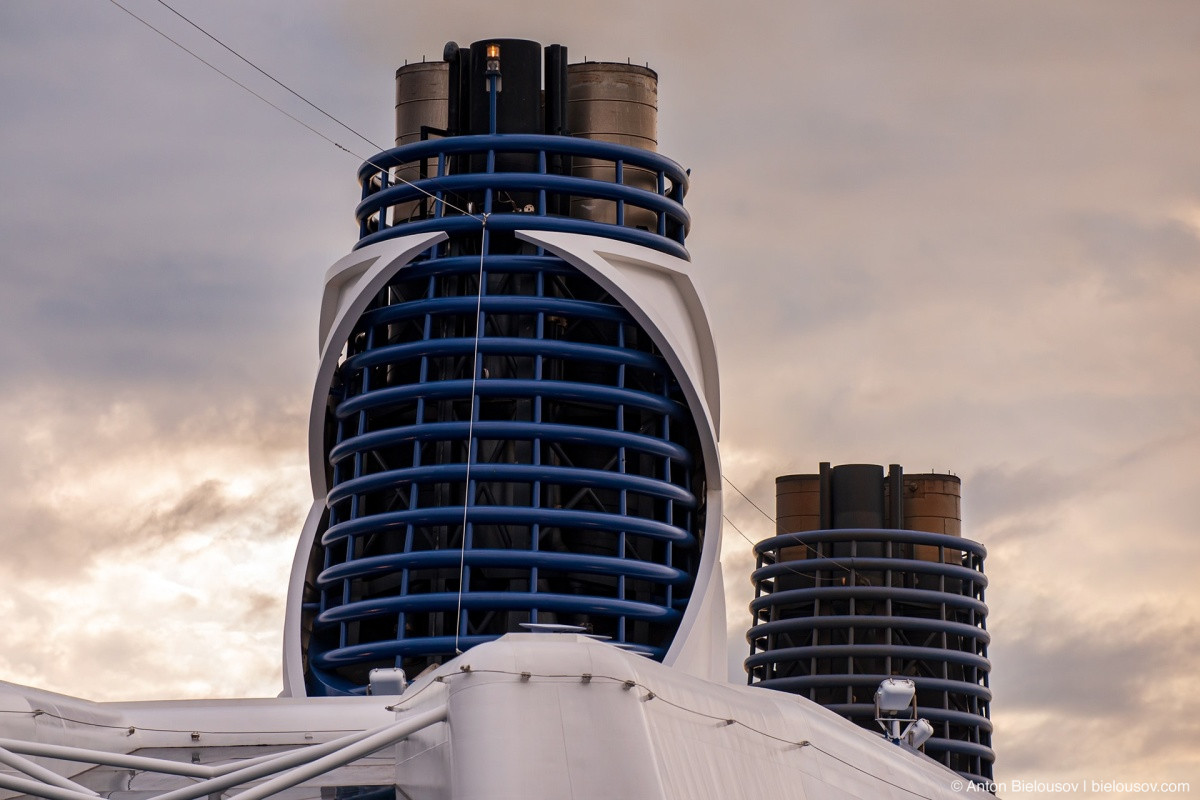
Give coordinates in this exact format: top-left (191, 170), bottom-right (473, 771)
top-left (353, 134), bottom-right (691, 260)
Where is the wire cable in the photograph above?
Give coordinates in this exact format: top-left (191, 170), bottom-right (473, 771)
top-left (151, 0), bottom-right (383, 153)
top-left (721, 475), bottom-right (869, 586)
top-left (107, 0), bottom-right (350, 156)
top-left (721, 474), bottom-right (776, 526)
top-left (454, 216), bottom-right (490, 654)
top-left (106, 0), bottom-right (480, 221)
top-left (722, 512), bottom-right (854, 586)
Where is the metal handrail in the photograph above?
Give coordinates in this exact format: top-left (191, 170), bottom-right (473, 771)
top-left (353, 134), bottom-right (691, 259)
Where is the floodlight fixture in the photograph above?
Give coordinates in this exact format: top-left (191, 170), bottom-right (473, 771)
top-left (875, 678), bottom-right (916, 716)
top-left (367, 668), bottom-right (408, 696)
top-left (875, 678), bottom-right (917, 742)
top-left (903, 718), bottom-right (935, 749)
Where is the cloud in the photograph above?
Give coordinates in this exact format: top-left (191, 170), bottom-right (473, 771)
top-left (991, 610), bottom-right (1200, 777)
top-left (0, 535), bottom-right (293, 701)
top-left (1064, 213), bottom-right (1200, 292)
top-left (965, 462), bottom-right (1079, 544)
top-left (0, 383), bottom-right (306, 699)
top-left (0, 389), bottom-right (308, 579)
top-left (2, 3), bottom-right (1200, 791)
top-left (996, 615), bottom-right (1198, 721)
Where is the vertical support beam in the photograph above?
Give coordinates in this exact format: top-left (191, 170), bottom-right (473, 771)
top-left (888, 463), bottom-right (904, 530)
top-left (818, 461), bottom-right (831, 530)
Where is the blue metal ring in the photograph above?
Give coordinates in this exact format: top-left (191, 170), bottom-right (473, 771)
top-left (317, 591), bottom-right (682, 626)
top-left (356, 134), bottom-right (689, 192)
top-left (822, 703), bottom-right (994, 734)
top-left (749, 585), bottom-right (988, 616)
top-left (322, 505), bottom-right (696, 547)
top-left (332, 377), bottom-right (685, 422)
top-left (755, 528), bottom-right (987, 559)
top-left (751, 556), bottom-right (987, 587)
top-left (746, 614), bottom-right (991, 645)
top-left (327, 463), bottom-right (696, 507)
top-left (358, 294), bottom-right (629, 328)
top-left (355, 213), bottom-right (689, 261)
top-left (312, 635), bottom-right (664, 669)
top-left (326, 420), bottom-right (692, 468)
top-left (316, 549), bottom-right (692, 589)
top-left (355, 172), bottom-right (689, 229)
top-left (342, 335), bottom-right (667, 374)
top-left (744, 644), bottom-right (991, 672)
top-left (754, 674), bottom-right (992, 702)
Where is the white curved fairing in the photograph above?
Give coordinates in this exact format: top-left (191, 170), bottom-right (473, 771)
top-left (283, 232), bottom-right (445, 697)
top-left (515, 230), bottom-right (725, 681)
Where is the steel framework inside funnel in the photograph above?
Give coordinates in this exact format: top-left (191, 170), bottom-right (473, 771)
top-left (304, 235), bottom-right (706, 693)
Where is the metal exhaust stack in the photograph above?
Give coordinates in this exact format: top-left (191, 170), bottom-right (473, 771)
top-left (746, 463), bottom-right (994, 786)
top-left (290, 36), bottom-right (716, 698)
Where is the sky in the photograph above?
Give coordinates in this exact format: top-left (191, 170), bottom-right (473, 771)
top-left (2, 0), bottom-right (1199, 796)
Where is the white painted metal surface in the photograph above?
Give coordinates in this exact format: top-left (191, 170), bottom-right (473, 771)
top-left (1, 636), bottom-right (973, 800)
